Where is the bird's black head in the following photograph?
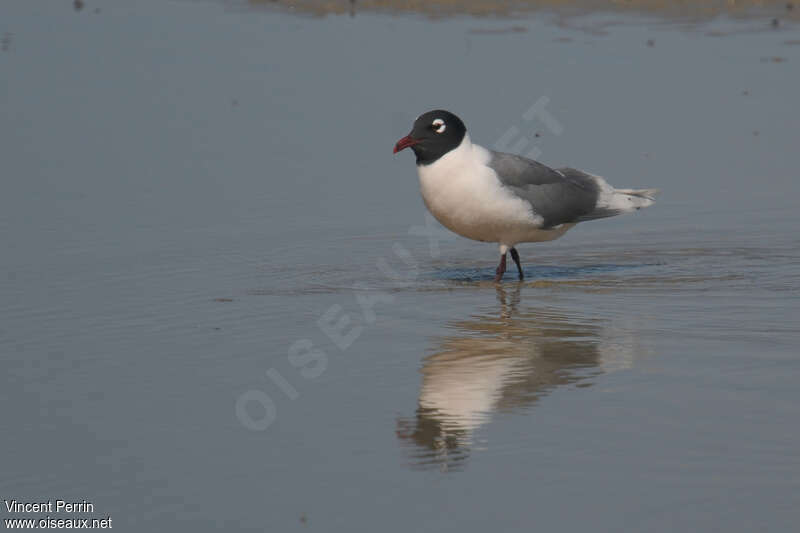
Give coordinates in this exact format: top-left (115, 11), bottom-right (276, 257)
top-left (393, 110), bottom-right (467, 166)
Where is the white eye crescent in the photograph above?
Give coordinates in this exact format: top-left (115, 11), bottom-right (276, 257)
top-left (432, 119), bottom-right (446, 134)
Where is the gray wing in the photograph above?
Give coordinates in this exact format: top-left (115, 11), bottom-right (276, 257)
top-left (487, 151), bottom-right (602, 228)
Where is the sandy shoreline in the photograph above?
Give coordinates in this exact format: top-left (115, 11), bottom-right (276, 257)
top-left (248, 0), bottom-right (800, 21)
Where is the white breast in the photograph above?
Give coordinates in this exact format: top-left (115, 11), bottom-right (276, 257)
top-left (417, 136), bottom-right (562, 246)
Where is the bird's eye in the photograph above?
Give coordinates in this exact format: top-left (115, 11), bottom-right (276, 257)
top-left (432, 119), bottom-right (446, 134)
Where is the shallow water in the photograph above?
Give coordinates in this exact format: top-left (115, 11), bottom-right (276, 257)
top-left (1, 0), bottom-right (799, 531)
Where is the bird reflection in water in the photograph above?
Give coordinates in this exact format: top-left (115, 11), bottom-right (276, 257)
top-left (396, 283), bottom-right (638, 472)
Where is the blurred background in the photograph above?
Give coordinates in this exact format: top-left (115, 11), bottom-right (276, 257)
top-left (1, 1), bottom-right (799, 532)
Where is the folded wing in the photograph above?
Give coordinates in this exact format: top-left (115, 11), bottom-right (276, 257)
top-left (487, 151), bottom-right (602, 228)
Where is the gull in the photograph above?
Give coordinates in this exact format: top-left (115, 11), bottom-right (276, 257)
top-left (394, 110), bottom-right (658, 281)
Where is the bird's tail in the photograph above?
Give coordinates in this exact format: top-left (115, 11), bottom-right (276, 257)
top-left (614, 188), bottom-right (660, 209)
top-left (576, 186), bottom-right (659, 222)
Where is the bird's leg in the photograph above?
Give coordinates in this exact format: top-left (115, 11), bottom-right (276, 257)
top-left (494, 253), bottom-right (507, 282)
top-left (509, 247), bottom-right (524, 280)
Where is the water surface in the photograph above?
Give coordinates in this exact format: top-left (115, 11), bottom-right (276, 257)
top-left (1, 0), bottom-right (799, 531)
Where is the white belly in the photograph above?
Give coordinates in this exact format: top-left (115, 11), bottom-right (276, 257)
top-left (416, 137), bottom-right (574, 246)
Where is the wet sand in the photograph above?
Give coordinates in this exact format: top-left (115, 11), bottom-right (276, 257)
top-left (252, 0), bottom-right (800, 22)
